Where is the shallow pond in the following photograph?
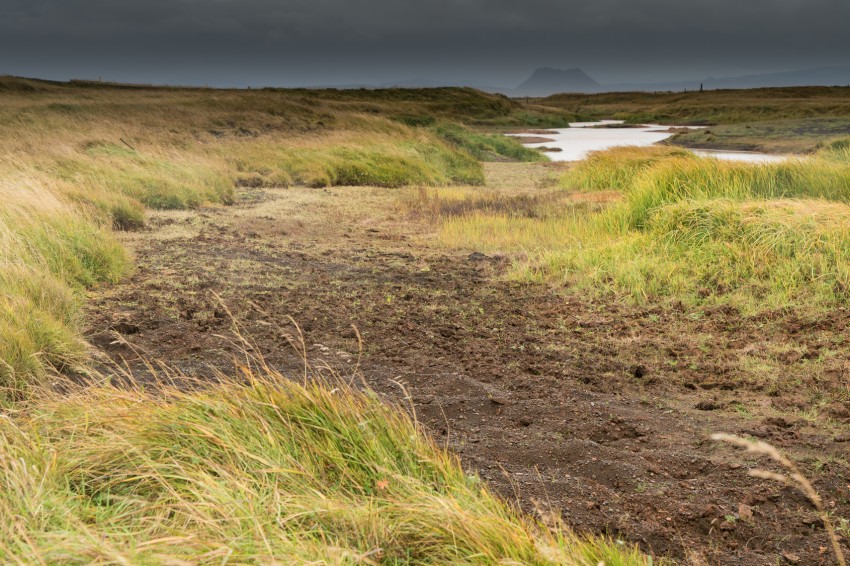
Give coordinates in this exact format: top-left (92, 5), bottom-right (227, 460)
top-left (509, 121), bottom-right (788, 163)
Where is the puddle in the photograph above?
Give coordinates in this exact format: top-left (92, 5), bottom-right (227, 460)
top-left (509, 122), bottom-right (789, 163)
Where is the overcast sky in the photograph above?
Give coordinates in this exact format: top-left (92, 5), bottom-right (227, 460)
top-left (2, 0), bottom-right (849, 87)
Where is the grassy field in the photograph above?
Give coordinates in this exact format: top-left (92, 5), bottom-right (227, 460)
top-left (0, 168), bottom-right (128, 392)
top-left (539, 86), bottom-right (850, 125)
top-left (0, 76), bottom-right (568, 392)
top-left (664, 117), bottom-right (850, 154)
top-left (9, 76), bottom-right (850, 563)
top-left (0, 77), bottom-right (652, 563)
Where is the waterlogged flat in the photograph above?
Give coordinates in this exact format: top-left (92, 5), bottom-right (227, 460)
top-left (510, 123), bottom-right (789, 163)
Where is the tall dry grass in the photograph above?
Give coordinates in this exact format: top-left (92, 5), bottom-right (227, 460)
top-left (0, 358), bottom-right (649, 565)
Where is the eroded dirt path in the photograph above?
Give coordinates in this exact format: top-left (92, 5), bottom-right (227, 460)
top-left (86, 163), bottom-right (850, 564)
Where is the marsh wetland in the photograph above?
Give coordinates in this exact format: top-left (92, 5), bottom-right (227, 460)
top-left (3, 78), bottom-right (850, 564)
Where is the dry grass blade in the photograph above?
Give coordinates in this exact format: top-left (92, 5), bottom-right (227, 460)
top-left (711, 433), bottom-right (847, 566)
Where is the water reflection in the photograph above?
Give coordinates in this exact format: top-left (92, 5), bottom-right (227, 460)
top-left (509, 122), bottom-right (789, 163)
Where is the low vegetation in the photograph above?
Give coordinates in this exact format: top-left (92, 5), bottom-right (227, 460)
top-left (564, 146), bottom-right (695, 191)
top-left (664, 117), bottom-right (850, 154)
top-left (535, 87), bottom-right (850, 154)
top-left (0, 166), bottom-right (127, 393)
top-left (434, 123), bottom-right (549, 162)
top-left (230, 130), bottom-right (485, 188)
top-left (539, 86), bottom-right (850, 125)
top-left (0, 78), bottom-right (650, 564)
top-left (0, 77), bottom-right (556, 390)
top-left (0, 364), bottom-right (647, 564)
top-left (436, 141), bottom-right (850, 313)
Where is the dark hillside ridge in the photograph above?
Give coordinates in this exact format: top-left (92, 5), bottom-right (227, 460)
top-left (0, 76), bottom-right (574, 127)
top-left (602, 64), bottom-right (850, 93)
top-left (508, 64), bottom-right (850, 96)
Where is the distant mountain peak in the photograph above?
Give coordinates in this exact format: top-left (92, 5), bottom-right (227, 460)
top-left (514, 67), bottom-right (600, 96)
top-left (532, 66), bottom-right (595, 79)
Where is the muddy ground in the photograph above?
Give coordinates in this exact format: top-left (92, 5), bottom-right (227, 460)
top-left (86, 163), bottom-right (850, 564)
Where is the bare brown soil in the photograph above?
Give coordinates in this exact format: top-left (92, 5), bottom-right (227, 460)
top-left (86, 163), bottom-right (850, 565)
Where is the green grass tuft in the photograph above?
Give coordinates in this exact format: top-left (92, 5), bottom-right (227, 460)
top-left (564, 146), bottom-right (696, 191)
top-left (525, 198), bottom-right (850, 311)
top-left (612, 156), bottom-right (850, 230)
top-left (817, 137), bottom-right (850, 162)
top-left (230, 132), bottom-right (485, 188)
top-left (556, 149), bottom-right (850, 310)
top-left (0, 180), bottom-right (128, 394)
top-left (440, 147), bottom-right (850, 313)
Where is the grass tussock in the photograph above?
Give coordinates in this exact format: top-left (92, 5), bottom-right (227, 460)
top-left (0, 365), bottom-right (648, 565)
top-left (0, 173), bottom-right (127, 394)
top-left (434, 123), bottom-right (549, 163)
top-left (817, 137), bottom-right (850, 163)
top-left (62, 141), bottom-right (235, 210)
top-left (598, 154), bottom-right (850, 230)
top-left (436, 146), bottom-right (850, 312)
top-left (525, 198), bottom-right (850, 310)
top-left (566, 146), bottom-right (696, 191)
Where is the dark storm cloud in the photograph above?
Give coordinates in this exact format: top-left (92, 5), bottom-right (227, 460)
top-left (2, 0), bottom-right (849, 86)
